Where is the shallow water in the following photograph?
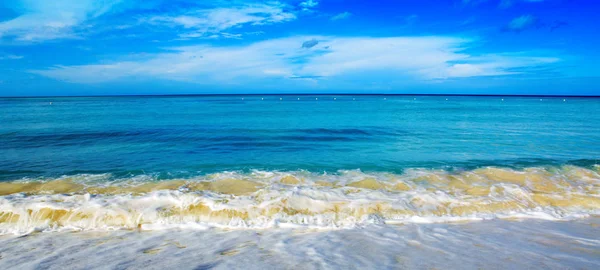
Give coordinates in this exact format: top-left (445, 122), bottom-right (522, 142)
top-left (1, 218), bottom-right (598, 269)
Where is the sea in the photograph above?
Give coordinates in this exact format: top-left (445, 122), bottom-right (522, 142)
top-left (0, 95), bottom-right (599, 269)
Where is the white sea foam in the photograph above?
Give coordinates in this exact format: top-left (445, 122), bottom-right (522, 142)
top-left (0, 166), bottom-right (599, 235)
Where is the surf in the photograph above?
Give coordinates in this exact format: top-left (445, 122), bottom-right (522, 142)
top-left (0, 165), bottom-right (599, 235)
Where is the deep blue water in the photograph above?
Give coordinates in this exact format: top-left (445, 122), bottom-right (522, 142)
top-left (1, 95), bottom-right (599, 180)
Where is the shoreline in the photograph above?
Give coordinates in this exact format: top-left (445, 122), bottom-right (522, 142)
top-left (1, 217), bottom-right (598, 269)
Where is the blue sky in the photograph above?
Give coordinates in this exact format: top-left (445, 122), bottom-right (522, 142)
top-left (0, 0), bottom-right (598, 96)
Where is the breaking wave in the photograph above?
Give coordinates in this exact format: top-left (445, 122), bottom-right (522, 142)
top-left (1, 165), bottom-right (599, 235)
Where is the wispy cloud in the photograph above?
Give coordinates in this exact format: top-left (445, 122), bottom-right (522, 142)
top-left (461, 0), bottom-right (489, 4)
top-left (401, 14), bottom-right (419, 26)
top-left (504, 15), bottom-right (540, 32)
top-left (462, 0), bottom-right (546, 8)
top-left (299, 0), bottom-right (319, 10)
top-left (503, 15), bottom-right (568, 33)
top-left (0, 54), bottom-right (24, 60)
top-left (0, 0), bottom-right (125, 42)
top-left (445, 53), bottom-right (559, 78)
top-left (146, 3), bottom-right (297, 39)
top-left (31, 35), bottom-right (560, 86)
top-left (549, 20), bottom-right (568, 32)
top-left (0, 1), bottom-right (306, 42)
top-left (500, 0), bottom-right (545, 9)
top-left (331, 12), bottom-right (352, 21)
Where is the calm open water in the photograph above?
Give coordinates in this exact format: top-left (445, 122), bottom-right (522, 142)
top-left (1, 95), bottom-right (599, 180)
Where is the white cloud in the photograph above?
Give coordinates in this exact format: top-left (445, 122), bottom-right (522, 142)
top-left (505, 15), bottom-right (538, 32)
top-left (299, 0), bottom-right (319, 9)
top-left (146, 3), bottom-right (296, 39)
top-left (31, 36), bottom-right (560, 86)
top-left (0, 1), bottom-right (297, 42)
top-left (0, 54), bottom-right (24, 60)
top-left (0, 0), bottom-right (125, 41)
top-left (0, 1), bottom-right (313, 42)
top-left (331, 12), bottom-right (352, 21)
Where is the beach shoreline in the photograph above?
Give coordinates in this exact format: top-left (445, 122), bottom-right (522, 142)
top-left (1, 217), bottom-right (598, 269)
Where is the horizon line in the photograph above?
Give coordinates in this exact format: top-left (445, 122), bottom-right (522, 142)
top-left (2, 93), bottom-right (600, 99)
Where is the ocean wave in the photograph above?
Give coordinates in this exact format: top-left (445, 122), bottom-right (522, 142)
top-left (0, 165), bottom-right (599, 235)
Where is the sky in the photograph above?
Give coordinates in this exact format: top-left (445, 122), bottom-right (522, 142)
top-left (0, 0), bottom-right (599, 96)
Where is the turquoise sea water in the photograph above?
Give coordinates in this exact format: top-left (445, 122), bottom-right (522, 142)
top-left (1, 95), bottom-right (600, 235)
top-left (1, 95), bottom-right (599, 180)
